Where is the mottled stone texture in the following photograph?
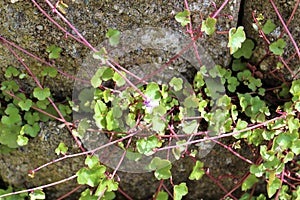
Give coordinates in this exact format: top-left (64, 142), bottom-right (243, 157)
top-left (0, 0), bottom-right (240, 96)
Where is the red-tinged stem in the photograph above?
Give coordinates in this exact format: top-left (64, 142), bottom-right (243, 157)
top-left (42, 0), bottom-right (97, 52)
top-left (212, 139), bottom-right (255, 165)
top-left (210, 0), bottom-right (230, 19)
top-left (269, 0), bottom-right (300, 60)
top-left (279, 0), bottom-right (300, 38)
top-left (162, 183), bottom-right (173, 199)
top-left (205, 169), bottom-right (238, 200)
top-left (223, 172), bottom-right (250, 199)
top-left (284, 172), bottom-right (300, 182)
top-left (0, 175), bottom-right (77, 199)
top-left (57, 185), bottom-right (84, 200)
top-left (153, 180), bottom-right (165, 200)
top-left (30, 131), bottom-right (138, 174)
top-left (184, 0), bottom-right (203, 67)
top-left (117, 187), bottom-right (133, 200)
top-left (157, 114), bottom-right (287, 152)
top-left (111, 136), bottom-right (132, 179)
top-left (109, 59), bottom-right (148, 85)
top-left (30, 0), bottom-right (85, 46)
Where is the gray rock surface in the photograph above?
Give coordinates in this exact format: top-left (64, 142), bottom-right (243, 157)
top-left (0, 0), bottom-right (241, 96)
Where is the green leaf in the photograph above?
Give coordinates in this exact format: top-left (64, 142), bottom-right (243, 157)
top-left (182, 120), bottom-right (198, 134)
top-left (1, 104), bottom-right (21, 125)
top-left (260, 145), bottom-right (275, 161)
top-left (95, 178), bottom-right (118, 195)
top-left (5, 66), bottom-right (19, 78)
top-left (93, 47), bottom-right (108, 63)
top-left (262, 20), bottom-right (276, 34)
top-left (242, 174), bottom-right (259, 191)
top-left (172, 140), bottom-right (187, 160)
top-left (169, 77), bottom-right (183, 91)
top-left (284, 151), bottom-right (294, 163)
top-left (148, 157), bottom-right (172, 180)
top-left (20, 122), bottom-right (40, 137)
top-left (152, 116), bottom-right (166, 134)
top-left (33, 87), bottom-right (50, 101)
top-left (105, 110), bottom-right (118, 131)
top-left (227, 76), bottom-right (240, 92)
top-left (106, 28), bottom-right (120, 46)
top-left (156, 191), bottom-right (168, 200)
top-left (232, 59), bottom-right (246, 71)
top-left (125, 150), bottom-right (142, 161)
top-left (137, 136), bottom-right (162, 156)
top-left (193, 71), bottom-right (205, 90)
top-left (18, 99), bottom-right (32, 111)
top-left (201, 17), bottom-right (217, 35)
top-left (113, 71), bottom-right (126, 87)
top-left (145, 82), bottom-right (161, 101)
top-left (0, 123), bottom-right (20, 148)
top-left (79, 189), bottom-right (98, 200)
top-left (269, 39), bottom-right (286, 56)
top-left (293, 186), bottom-right (300, 199)
top-left (55, 142), bottom-right (68, 155)
top-left (76, 119), bottom-right (90, 139)
top-left (76, 165), bottom-right (106, 187)
top-left (233, 39), bottom-right (255, 59)
top-left (152, 105), bottom-right (167, 117)
top-left (183, 95), bottom-right (199, 108)
top-left (250, 164), bottom-right (264, 177)
top-left (20, 123), bottom-right (39, 138)
top-left (102, 67), bottom-right (114, 81)
top-left (175, 10), bottom-right (190, 26)
top-left (228, 26), bottom-right (246, 54)
top-left (288, 117), bottom-right (300, 133)
top-left (1, 80), bottom-right (19, 92)
top-left (189, 160), bottom-right (204, 180)
top-left (174, 182), bottom-right (188, 200)
top-left (46, 45), bottom-right (62, 59)
top-left (276, 132), bottom-right (292, 150)
top-left (291, 140), bottom-right (300, 155)
top-left (41, 66), bottom-right (58, 78)
top-left (125, 113), bottom-right (136, 128)
top-left (267, 173), bottom-right (281, 198)
top-left (17, 135), bottom-right (29, 146)
top-left (85, 155), bottom-right (99, 169)
top-left (91, 68), bottom-right (104, 88)
top-left (29, 189), bottom-right (45, 200)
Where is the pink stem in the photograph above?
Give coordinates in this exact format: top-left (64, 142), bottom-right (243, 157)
top-left (30, 131), bottom-right (138, 174)
top-left (210, 0), bottom-right (230, 19)
top-left (212, 139), bottom-right (254, 165)
top-left (0, 175), bottom-right (77, 198)
top-left (157, 114), bottom-right (287, 152)
top-left (269, 0), bottom-right (300, 59)
top-left (42, 0), bottom-right (97, 51)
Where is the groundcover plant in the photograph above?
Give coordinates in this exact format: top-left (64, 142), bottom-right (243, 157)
top-left (0, 0), bottom-right (300, 199)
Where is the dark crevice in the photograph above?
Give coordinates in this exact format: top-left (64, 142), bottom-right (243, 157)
top-left (237, 0), bottom-right (246, 27)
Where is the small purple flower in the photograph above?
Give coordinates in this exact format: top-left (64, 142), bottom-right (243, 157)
top-left (144, 98), bottom-right (159, 113)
